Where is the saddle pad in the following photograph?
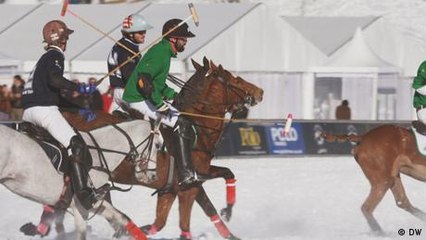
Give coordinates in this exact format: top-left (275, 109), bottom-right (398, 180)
top-left (411, 127), bottom-right (426, 156)
top-left (38, 140), bottom-right (67, 174)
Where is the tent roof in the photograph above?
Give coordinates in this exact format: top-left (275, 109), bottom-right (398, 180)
top-left (312, 27), bottom-right (400, 73)
top-left (190, 4), bottom-right (327, 72)
top-left (0, 3), bottom-right (257, 62)
top-left (283, 16), bottom-right (378, 56)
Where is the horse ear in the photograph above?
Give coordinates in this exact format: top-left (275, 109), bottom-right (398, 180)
top-left (191, 58), bottom-right (202, 71)
top-left (210, 60), bottom-right (217, 70)
top-left (203, 56), bottom-right (209, 68)
top-left (218, 64), bottom-right (224, 72)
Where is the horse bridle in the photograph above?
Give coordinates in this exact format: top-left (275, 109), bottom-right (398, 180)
top-left (203, 69), bottom-right (254, 115)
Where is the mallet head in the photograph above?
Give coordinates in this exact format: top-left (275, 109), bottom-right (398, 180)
top-left (188, 3), bottom-right (199, 27)
top-left (60, 0), bottom-right (69, 17)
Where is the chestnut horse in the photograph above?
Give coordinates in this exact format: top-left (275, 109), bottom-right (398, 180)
top-left (40, 57), bottom-right (263, 239)
top-left (114, 57), bottom-right (262, 239)
top-left (322, 124), bottom-right (426, 234)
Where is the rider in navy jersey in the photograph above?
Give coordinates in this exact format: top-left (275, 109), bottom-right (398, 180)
top-left (107, 14), bottom-right (152, 112)
top-left (22, 20), bottom-right (107, 212)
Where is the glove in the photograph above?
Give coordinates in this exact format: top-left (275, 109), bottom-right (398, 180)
top-left (78, 83), bottom-right (97, 94)
top-left (79, 109), bottom-right (97, 122)
top-left (156, 103), bottom-right (171, 118)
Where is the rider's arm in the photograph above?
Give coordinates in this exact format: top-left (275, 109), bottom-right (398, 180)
top-left (47, 68), bottom-right (78, 91)
top-left (413, 61), bottom-right (426, 95)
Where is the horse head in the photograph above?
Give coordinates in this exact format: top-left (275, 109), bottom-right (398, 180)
top-left (175, 56), bottom-right (263, 117)
top-left (208, 59), bottom-right (263, 115)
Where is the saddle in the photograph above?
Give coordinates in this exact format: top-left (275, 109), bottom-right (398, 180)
top-left (19, 122), bottom-right (68, 174)
top-left (19, 122), bottom-right (72, 209)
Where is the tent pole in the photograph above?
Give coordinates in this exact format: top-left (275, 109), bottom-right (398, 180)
top-left (371, 74), bottom-right (378, 120)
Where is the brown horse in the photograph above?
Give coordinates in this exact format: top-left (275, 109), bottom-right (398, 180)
top-left (111, 57), bottom-right (262, 239)
top-left (322, 124), bottom-right (426, 234)
top-left (38, 57), bottom-right (263, 239)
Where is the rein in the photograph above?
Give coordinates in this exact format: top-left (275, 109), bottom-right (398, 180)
top-left (170, 68), bottom-right (253, 157)
top-left (83, 123), bottom-right (155, 192)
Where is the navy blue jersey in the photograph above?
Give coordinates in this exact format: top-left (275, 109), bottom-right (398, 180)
top-left (22, 46), bottom-right (78, 109)
top-left (107, 37), bottom-right (140, 88)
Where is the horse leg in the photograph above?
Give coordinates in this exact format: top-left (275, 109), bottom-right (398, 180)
top-left (390, 176), bottom-right (426, 220)
top-left (360, 183), bottom-right (389, 234)
top-left (195, 186), bottom-right (240, 240)
top-left (178, 187), bottom-right (199, 240)
top-left (54, 208), bottom-right (66, 237)
top-left (140, 192), bottom-right (177, 236)
top-left (71, 201), bottom-right (88, 240)
top-left (19, 205), bottom-right (56, 237)
top-left (208, 165), bottom-right (236, 222)
top-left (92, 200), bottom-right (148, 240)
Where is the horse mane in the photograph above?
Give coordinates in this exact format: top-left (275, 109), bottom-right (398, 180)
top-left (173, 59), bottom-right (210, 111)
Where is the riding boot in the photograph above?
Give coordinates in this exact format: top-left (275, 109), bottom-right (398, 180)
top-left (173, 116), bottom-right (202, 190)
top-left (69, 135), bottom-right (108, 210)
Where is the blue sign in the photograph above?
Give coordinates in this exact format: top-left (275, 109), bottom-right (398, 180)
top-left (265, 122), bottom-right (305, 154)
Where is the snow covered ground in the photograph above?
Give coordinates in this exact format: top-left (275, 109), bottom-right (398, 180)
top-left (1, 156), bottom-right (426, 240)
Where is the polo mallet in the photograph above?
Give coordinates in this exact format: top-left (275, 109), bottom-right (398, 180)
top-left (93, 3), bottom-right (199, 86)
top-left (60, 0), bottom-right (137, 56)
top-left (283, 113), bottom-right (293, 136)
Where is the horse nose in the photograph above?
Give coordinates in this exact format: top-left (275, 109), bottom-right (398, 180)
top-left (257, 89), bottom-right (264, 102)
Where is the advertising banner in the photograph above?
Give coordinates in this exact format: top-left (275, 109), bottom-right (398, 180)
top-left (265, 122), bottom-right (305, 154)
top-left (232, 123), bottom-right (268, 155)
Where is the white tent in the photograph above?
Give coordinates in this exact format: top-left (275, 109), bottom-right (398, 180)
top-left (308, 28), bottom-right (405, 120)
top-left (0, 3), bottom-right (416, 120)
top-left (190, 4), bottom-right (328, 120)
top-left (0, 2), bottom-right (257, 90)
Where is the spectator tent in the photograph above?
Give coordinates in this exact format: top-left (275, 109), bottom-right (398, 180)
top-left (0, 3), bottom-right (417, 120)
top-left (309, 28), bottom-right (403, 120)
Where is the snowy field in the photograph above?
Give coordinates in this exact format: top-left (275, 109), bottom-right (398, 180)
top-left (1, 156), bottom-right (426, 240)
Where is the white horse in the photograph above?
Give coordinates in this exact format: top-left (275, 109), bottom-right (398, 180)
top-left (0, 120), bottom-right (154, 240)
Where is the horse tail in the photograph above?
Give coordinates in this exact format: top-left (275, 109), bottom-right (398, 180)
top-left (321, 132), bottom-right (362, 143)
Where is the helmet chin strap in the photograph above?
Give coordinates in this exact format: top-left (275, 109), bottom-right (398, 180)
top-left (168, 38), bottom-right (178, 53)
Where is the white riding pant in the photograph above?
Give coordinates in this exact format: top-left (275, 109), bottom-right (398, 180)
top-left (417, 108), bottom-right (426, 125)
top-left (110, 88), bottom-right (129, 113)
top-left (129, 100), bottom-right (179, 127)
top-left (23, 106), bottom-right (76, 148)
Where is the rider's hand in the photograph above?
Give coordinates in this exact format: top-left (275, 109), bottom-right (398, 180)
top-left (78, 83), bottom-right (97, 94)
top-left (79, 109), bottom-right (97, 122)
top-left (156, 103), bottom-right (171, 118)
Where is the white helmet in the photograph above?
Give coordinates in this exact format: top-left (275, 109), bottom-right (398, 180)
top-left (121, 14), bottom-right (153, 33)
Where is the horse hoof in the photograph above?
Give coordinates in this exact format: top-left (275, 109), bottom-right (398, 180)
top-left (227, 234), bottom-right (241, 240)
top-left (220, 207), bottom-right (232, 222)
top-left (179, 235), bottom-right (191, 240)
top-left (19, 222), bottom-right (50, 237)
top-left (140, 224), bottom-right (151, 234)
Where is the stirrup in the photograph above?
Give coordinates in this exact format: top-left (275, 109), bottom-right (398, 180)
top-left (79, 183), bottom-right (110, 209)
top-left (178, 176), bottom-right (202, 190)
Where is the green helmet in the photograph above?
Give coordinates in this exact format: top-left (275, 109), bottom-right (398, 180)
top-left (121, 14), bottom-right (153, 33)
top-left (162, 18), bottom-right (195, 38)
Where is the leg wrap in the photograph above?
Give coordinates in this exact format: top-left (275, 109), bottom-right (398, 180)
top-left (180, 231), bottom-right (192, 239)
top-left (210, 215), bottom-right (231, 238)
top-left (32, 205), bottom-right (55, 236)
top-left (226, 179), bottom-right (237, 205)
top-left (147, 224), bottom-right (158, 235)
top-left (125, 221), bottom-right (148, 240)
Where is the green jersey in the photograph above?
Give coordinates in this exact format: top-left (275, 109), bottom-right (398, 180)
top-left (413, 61), bottom-right (426, 109)
top-left (123, 39), bottom-right (177, 107)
